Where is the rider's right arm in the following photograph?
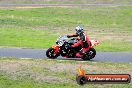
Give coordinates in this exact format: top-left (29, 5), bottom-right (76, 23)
top-left (67, 34), bottom-right (78, 38)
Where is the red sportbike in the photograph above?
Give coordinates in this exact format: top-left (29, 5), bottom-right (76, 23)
top-left (46, 35), bottom-right (99, 60)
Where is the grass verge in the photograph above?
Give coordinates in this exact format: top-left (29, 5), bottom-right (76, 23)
top-left (0, 57), bottom-right (132, 88)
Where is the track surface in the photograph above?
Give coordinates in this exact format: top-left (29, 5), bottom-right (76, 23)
top-left (0, 48), bottom-right (132, 63)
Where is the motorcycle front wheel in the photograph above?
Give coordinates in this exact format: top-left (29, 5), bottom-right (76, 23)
top-left (46, 47), bottom-right (59, 59)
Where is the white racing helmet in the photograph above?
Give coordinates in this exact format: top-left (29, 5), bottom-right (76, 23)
top-left (75, 26), bottom-right (84, 35)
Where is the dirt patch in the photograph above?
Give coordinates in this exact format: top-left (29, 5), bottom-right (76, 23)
top-left (0, 60), bottom-right (95, 83)
top-left (85, 28), bottom-right (132, 42)
top-left (0, 60), bottom-right (77, 83)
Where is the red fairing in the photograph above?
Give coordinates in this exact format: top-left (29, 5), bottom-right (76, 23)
top-left (52, 45), bottom-right (60, 54)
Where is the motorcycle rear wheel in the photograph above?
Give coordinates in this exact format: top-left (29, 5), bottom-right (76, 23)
top-left (82, 48), bottom-right (96, 60)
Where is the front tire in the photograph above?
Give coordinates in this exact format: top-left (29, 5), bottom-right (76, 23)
top-left (82, 48), bottom-right (96, 60)
top-left (46, 48), bottom-right (59, 59)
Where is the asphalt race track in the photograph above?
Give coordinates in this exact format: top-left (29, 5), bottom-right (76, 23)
top-left (0, 48), bottom-right (132, 63)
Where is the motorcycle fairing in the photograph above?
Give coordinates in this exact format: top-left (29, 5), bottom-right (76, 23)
top-left (52, 45), bottom-right (60, 54)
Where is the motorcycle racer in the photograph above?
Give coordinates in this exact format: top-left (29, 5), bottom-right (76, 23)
top-left (67, 26), bottom-right (90, 58)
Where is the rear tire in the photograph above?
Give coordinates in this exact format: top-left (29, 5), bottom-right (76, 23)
top-left (82, 48), bottom-right (96, 60)
top-left (46, 47), bottom-right (59, 59)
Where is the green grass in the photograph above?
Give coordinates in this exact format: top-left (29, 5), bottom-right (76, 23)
top-left (0, 73), bottom-right (78, 88)
top-left (0, 28), bottom-right (57, 48)
top-left (96, 40), bottom-right (132, 52)
top-left (0, 57), bottom-right (132, 88)
top-left (0, 6), bottom-right (132, 52)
